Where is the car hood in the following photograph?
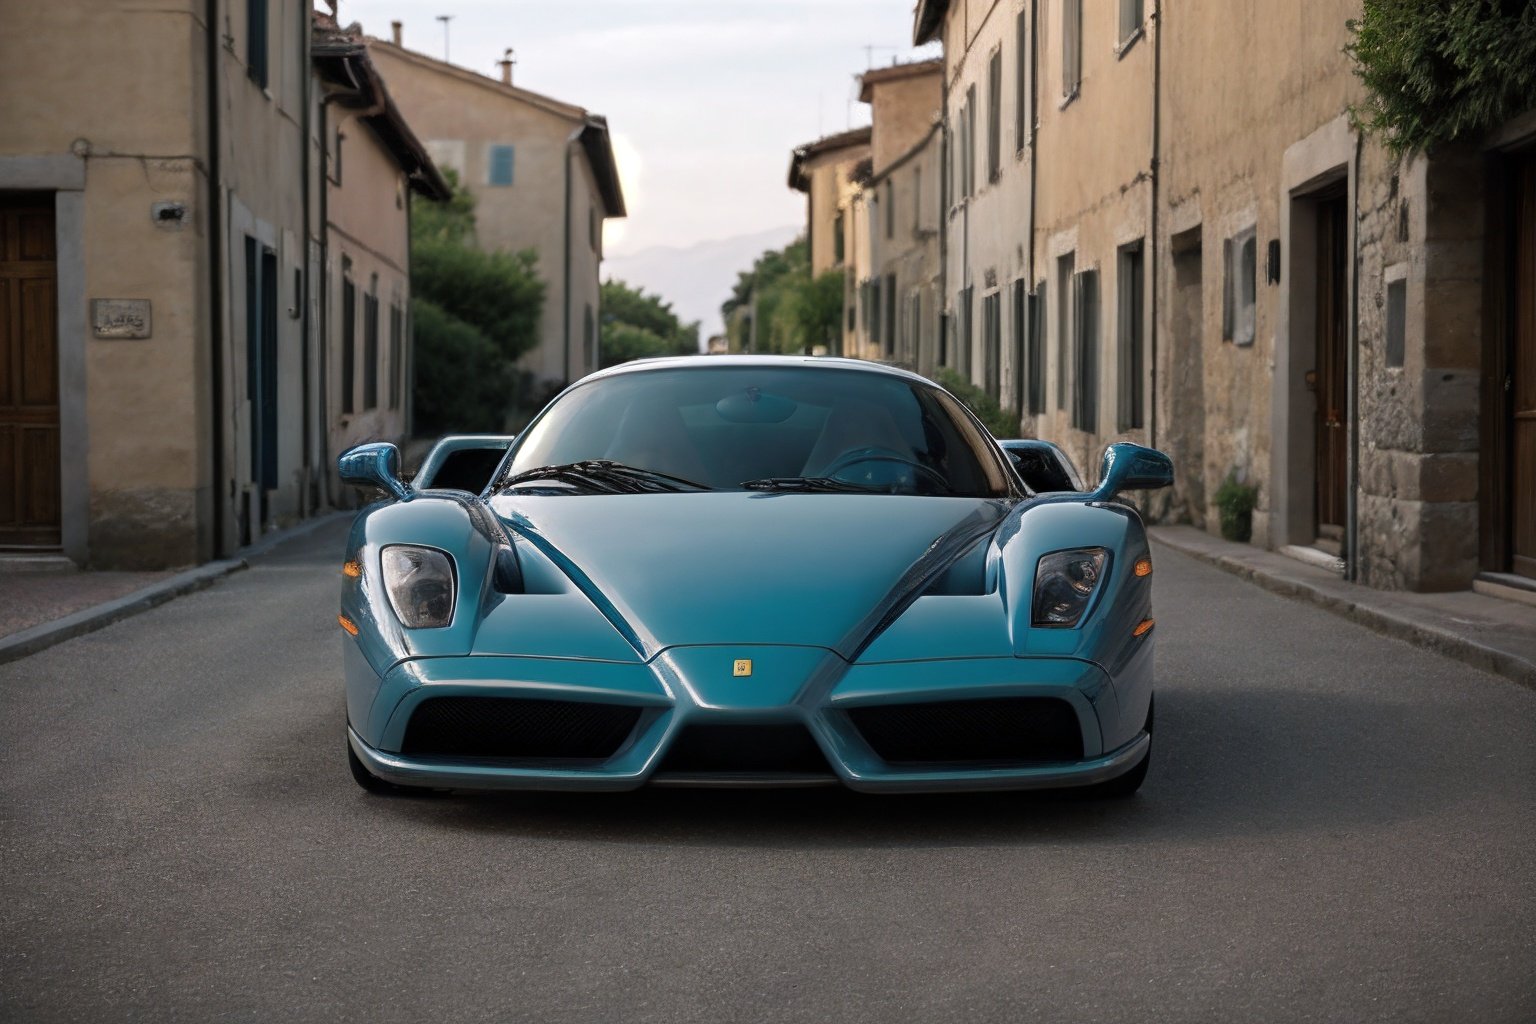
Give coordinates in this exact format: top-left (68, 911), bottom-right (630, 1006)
top-left (489, 492), bottom-right (1008, 659)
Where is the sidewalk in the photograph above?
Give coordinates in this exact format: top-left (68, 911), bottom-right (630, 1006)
top-left (0, 512), bottom-right (350, 666)
top-left (1151, 525), bottom-right (1536, 689)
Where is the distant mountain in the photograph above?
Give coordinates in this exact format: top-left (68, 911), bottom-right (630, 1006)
top-left (602, 225), bottom-right (801, 347)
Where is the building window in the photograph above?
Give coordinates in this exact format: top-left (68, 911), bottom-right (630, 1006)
top-left (1015, 10), bottom-right (1030, 153)
top-left (1385, 276), bottom-right (1407, 368)
top-left (909, 291), bottom-right (922, 363)
top-left (1011, 279), bottom-right (1027, 412)
top-left (983, 290), bottom-right (1002, 401)
top-left (959, 284), bottom-right (975, 376)
top-left (363, 282), bottom-right (380, 411)
top-left (834, 211), bottom-right (846, 264)
top-left (987, 49), bottom-right (1003, 183)
top-left (1119, 0), bottom-right (1144, 46)
top-left (341, 268), bottom-right (356, 415)
top-left (965, 85), bottom-right (978, 196)
top-left (1062, 0), bottom-right (1082, 99)
top-left (1027, 283), bottom-right (1046, 415)
top-left (1117, 241), bottom-right (1145, 430)
top-left (487, 144), bottom-right (515, 187)
top-left (913, 167), bottom-right (923, 229)
top-left (868, 278), bottom-right (882, 346)
top-left (585, 304), bottom-right (596, 369)
top-left (1223, 227), bottom-right (1257, 346)
top-left (247, 0), bottom-right (269, 89)
top-left (885, 180), bottom-right (895, 239)
top-left (884, 274), bottom-right (897, 355)
top-left (1072, 269), bottom-right (1100, 432)
top-left (590, 207), bottom-right (599, 252)
top-left (388, 303), bottom-right (403, 410)
top-left (1056, 253), bottom-right (1074, 410)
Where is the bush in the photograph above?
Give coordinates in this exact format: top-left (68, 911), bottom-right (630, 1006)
top-left (1214, 473), bottom-right (1259, 543)
top-left (933, 368), bottom-right (1020, 438)
top-left (411, 299), bottom-right (517, 435)
top-left (1346, 0), bottom-right (1536, 155)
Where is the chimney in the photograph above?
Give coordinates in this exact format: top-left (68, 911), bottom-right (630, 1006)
top-left (390, 20), bottom-right (402, 46)
top-left (498, 48), bottom-right (514, 85)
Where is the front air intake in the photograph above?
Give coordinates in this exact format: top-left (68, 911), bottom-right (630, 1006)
top-left (847, 697), bottom-right (1083, 765)
top-left (400, 696), bottom-right (642, 761)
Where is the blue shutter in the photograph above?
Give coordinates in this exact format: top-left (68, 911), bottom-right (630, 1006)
top-left (488, 145), bottom-right (515, 186)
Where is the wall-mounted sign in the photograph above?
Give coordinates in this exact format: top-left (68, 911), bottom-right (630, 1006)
top-left (91, 299), bottom-right (151, 339)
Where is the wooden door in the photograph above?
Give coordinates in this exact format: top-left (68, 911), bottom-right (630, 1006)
top-left (1314, 197), bottom-right (1349, 538)
top-left (1511, 152), bottom-right (1536, 579)
top-left (0, 196), bottom-right (61, 548)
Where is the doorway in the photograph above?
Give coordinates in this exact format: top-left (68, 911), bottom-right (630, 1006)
top-left (1312, 195), bottom-right (1349, 555)
top-left (0, 195), bottom-right (61, 549)
top-left (1507, 150), bottom-right (1536, 579)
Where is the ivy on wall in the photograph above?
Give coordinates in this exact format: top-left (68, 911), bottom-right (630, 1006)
top-left (1345, 0), bottom-right (1536, 156)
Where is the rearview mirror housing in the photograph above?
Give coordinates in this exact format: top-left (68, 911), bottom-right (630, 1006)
top-left (1090, 442), bottom-right (1173, 501)
top-left (338, 442), bottom-right (413, 502)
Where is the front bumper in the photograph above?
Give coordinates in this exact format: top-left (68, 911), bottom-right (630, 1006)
top-left (344, 643), bottom-right (1153, 794)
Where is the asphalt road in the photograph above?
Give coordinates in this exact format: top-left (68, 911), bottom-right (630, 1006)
top-left (2, 518), bottom-right (1533, 1023)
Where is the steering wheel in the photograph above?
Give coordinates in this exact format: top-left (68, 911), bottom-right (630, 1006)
top-left (820, 447), bottom-right (951, 493)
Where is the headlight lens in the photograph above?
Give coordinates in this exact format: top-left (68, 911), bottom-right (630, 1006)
top-left (380, 545), bottom-right (456, 628)
top-left (1032, 548), bottom-right (1109, 627)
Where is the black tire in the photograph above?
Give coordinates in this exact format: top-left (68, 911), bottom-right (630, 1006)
top-left (1083, 694), bottom-right (1154, 799)
top-left (347, 737), bottom-right (418, 796)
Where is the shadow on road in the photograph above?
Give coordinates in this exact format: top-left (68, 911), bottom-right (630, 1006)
top-left (337, 682), bottom-right (1474, 849)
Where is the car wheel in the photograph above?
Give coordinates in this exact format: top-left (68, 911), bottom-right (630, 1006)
top-left (1083, 694), bottom-right (1154, 799)
top-left (347, 736), bottom-right (418, 796)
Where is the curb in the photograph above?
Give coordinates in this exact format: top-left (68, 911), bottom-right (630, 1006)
top-left (1151, 528), bottom-right (1536, 691)
top-left (0, 511), bottom-right (350, 667)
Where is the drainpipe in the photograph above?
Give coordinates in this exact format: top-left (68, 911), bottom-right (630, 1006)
top-left (562, 125), bottom-right (582, 383)
top-left (1346, 131), bottom-right (1362, 582)
top-left (1148, 0), bottom-right (1161, 453)
top-left (205, 0), bottom-right (226, 558)
top-left (300, 16), bottom-right (313, 516)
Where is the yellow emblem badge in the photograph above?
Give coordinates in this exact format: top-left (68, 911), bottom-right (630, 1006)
top-left (733, 659), bottom-right (753, 677)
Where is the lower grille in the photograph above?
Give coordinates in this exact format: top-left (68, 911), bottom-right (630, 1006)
top-left (657, 723), bottom-right (832, 775)
top-left (847, 697), bottom-right (1083, 765)
top-left (400, 696), bottom-right (642, 760)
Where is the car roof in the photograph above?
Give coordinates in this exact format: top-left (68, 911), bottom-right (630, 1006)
top-left (581, 355), bottom-right (933, 388)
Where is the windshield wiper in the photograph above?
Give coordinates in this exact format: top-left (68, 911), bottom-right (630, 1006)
top-left (502, 460), bottom-right (711, 493)
top-left (739, 476), bottom-right (874, 493)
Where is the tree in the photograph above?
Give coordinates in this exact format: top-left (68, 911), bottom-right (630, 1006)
top-left (1347, 0), bottom-right (1536, 156)
top-left (720, 237), bottom-right (840, 355)
top-left (409, 172), bottom-right (545, 432)
top-left (598, 280), bottom-right (699, 367)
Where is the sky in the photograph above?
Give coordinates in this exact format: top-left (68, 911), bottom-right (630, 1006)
top-left (337, 0), bottom-right (939, 259)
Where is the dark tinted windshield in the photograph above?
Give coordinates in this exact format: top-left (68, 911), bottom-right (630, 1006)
top-left (503, 364), bottom-right (1016, 498)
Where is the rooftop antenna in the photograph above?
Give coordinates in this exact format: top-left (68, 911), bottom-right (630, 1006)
top-left (435, 14), bottom-right (453, 62)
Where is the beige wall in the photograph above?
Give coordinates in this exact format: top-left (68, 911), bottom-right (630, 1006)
top-left (326, 106), bottom-right (413, 463)
top-left (868, 70), bottom-right (943, 176)
top-left (367, 41), bottom-right (613, 387)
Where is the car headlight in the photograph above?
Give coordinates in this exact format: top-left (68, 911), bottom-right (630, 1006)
top-left (380, 545), bottom-right (456, 628)
top-left (1032, 548), bottom-right (1109, 627)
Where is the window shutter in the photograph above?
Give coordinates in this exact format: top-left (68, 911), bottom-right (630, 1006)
top-left (988, 50), bottom-right (1003, 182)
top-left (1077, 270), bottom-right (1099, 433)
top-left (1062, 0), bottom-right (1082, 96)
top-left (1222, 237), bottom-right (1234, 341)
top-left (488, 145), bottom-right (515, 187)
top-left (1015, 11), bottom-right (1029, 153)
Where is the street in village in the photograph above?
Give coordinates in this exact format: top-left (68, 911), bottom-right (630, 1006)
top-left (2, 518), bottom-right (1532, 1023)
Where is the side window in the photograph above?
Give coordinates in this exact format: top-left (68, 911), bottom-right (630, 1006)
top-left (1223, 226), bottom-right (1257, 346)
top-left (487, 144), bottom-right (515, 187)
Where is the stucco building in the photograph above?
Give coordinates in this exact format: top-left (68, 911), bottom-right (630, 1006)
top-left (0, 0), bottom-right (444, 569)
top-left (789, 126), bottom-right (872, 357)
top-left (367, 31), bottom-right (626, 389)
top-left (913, 0), bottom-right (1536, 596)
top-left (855, 59), bottom-right (945, 375)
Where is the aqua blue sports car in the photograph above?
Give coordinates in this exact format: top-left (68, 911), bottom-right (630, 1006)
top-left (338, 356), bottom-right (1172, 797)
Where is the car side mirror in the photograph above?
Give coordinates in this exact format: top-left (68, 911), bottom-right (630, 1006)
top-left (1089, 442), bottom-right (1173, 500)
top-left (338, 442), bottom-right (413, 502)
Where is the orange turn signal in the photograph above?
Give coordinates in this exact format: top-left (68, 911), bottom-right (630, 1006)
top-left (338, 614), bottom-right (359, 636)
top-left (1133, 558), bottom-right (1153, 577)
top-left (342, 560), bottom-right (362, 578)
top-left (1133, 618), bottom-right (1155, 638)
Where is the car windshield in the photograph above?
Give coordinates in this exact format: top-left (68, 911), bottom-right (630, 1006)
top-left (501, 364), bottom-right (1016, 498)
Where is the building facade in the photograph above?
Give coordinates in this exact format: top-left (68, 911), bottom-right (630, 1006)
top-left (913, 0), bottom-right (1536, 595)
top-left (367, 32), bottom-right (626, 389)
top-left (0, 0), bottom-right (443, 569)
top-left (856, 60), bottom-right (945, 375)
top-left (789, 126), bottom-right (872, 357)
